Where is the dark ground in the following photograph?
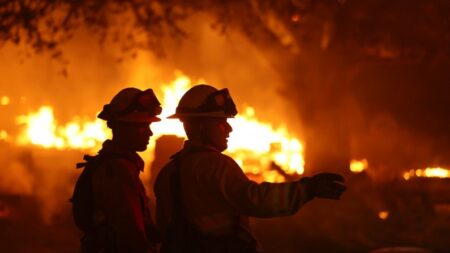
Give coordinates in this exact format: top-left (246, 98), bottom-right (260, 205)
top-left (0, 171), bottom-right (449, 253)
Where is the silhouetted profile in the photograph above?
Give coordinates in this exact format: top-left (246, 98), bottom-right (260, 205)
top-left (154, 84), bottom-right (347, 253)
top-left (71, 87), bottom-right (162, 253)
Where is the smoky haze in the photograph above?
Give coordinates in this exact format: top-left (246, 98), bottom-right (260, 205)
top-left (0, 13), bottom-right (301, 222)
top-left (0, 7), bottom-right (449, 253)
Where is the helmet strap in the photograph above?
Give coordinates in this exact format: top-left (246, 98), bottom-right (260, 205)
top-left (183, 119), bottom-right (210, 145)
top-left (199, 123), bottom-right (210, 145)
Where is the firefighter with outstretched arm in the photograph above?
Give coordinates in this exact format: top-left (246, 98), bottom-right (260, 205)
top-left (154, 84), bottom-right (347, 253)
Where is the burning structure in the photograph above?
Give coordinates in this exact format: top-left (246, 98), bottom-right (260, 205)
top-left (0, 0), bottom-right (450, 252)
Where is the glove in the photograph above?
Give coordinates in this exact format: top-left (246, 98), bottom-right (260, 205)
top-left (300, 172), bottom-right (346, 200)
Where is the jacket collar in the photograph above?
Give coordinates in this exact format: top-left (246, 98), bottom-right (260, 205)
top-left (183, 140), bottom-right (220, 153)
top-left (170, 140), bottom-right (219, 160)
top-left (99, 140), bottom-right (145, 171)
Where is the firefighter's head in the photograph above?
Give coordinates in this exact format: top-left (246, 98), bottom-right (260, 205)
top-left (98, 87), bottom-right (162, 151)
top-left (169, 84), bottom-right (237, 152)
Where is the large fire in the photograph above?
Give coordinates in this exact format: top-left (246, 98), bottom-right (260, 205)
top-left (15, 107), bottom-right (108, 150)
top-left (14, 74), bottom-right (304, 182)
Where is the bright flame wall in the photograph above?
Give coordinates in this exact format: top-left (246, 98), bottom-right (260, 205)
top-left (13, 73), bottom-right (305, 183)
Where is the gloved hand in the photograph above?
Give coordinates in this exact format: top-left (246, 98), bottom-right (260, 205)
top-left (300, 173), bottom-right (346, 201)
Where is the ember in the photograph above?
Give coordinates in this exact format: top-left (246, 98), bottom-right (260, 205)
top-left (350, 159), bottom-right (368, 173)
top-left (378, 211), bottom-right (389, 220)
top-left (403, 167), bottom-right (450, 180)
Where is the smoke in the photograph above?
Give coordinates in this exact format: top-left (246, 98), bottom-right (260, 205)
top-left (0, 13), bottom-right (301, 225)
top-left (0, 144), bottom-right (34, 196)
top-left (0, 141), bottom-right (81, 224)
top-left (345, 61), bottom-right (450, 180)
top-left (156, 13), bottom-right (304, 133)
top-left (1, 13), bottom-right (298, 128)
top-left (349, 111), bottom-right (438, 181)
top-left (0, 8), bottom-right (449, 253)
top-left (1, 8), bottom-right (448, 224)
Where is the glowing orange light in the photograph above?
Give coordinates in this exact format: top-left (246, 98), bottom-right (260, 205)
top-left (1, 96), bottom-right (10, 106)
top-left (403, 167), bottom-right (450, 180)
top-left (227, 107), bottom-right (304, 178)
top-left (16, 106), bottom-right (109, 150)
top-left (350, 159), bottom-right (368, 173)
top-left (15, 73), bottom-right (305, 182)
top-left (403, 171), bottom-right (411, 181)
top-left (0, 130), bottom-right (7, 140)
top-left (378, 211), bottom-right (389, 220)
top-left (291, 14), bottom-right (301, 23)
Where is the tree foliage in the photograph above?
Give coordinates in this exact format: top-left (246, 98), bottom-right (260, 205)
top-left (1, 0), bottom-right (449, 62)
top-left (0, 0), bottom-right (190, 58)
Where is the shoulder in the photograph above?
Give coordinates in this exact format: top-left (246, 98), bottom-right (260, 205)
top-left (209, 152), bottom-right (240, 168)
top-left (154, 160), bottom-right (175, 194)
top-left (190, 151), bottom-right (243, 177)
top-left (96, 156), bottom-right (139, 179)
top-left (193, 151), bottom-right (237, 165)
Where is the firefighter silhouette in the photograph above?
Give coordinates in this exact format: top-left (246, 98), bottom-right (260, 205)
top-left (72, 87), bottom-right (161, 253)
top-left (154, 84), bottom-right (347, 253)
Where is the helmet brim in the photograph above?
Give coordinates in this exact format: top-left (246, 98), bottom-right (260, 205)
top-left (101, 113), bottom-right (161, 123)
top-left (117, 115), bottom-right (161, 123)
top-left (167, 111), bottom-right (235, 119)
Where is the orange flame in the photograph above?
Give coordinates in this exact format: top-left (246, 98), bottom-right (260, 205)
top-left (16, 106), bottom-right (108, 150)
top-left (1, 96), bottom-right (10, 106)
top-left (14, 74), bottom-right (304, 182)
top-left (350, 159), bottom-right (368, 173)
top-left (403, 167), bottom-right (450, 180)
top-left (0, 130), bottom-right (7, 141)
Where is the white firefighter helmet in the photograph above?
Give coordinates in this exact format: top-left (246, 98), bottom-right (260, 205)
top-left (98, 87), bottom-right (162, 123)
top-left (168, 84), bottom-right (238, 120)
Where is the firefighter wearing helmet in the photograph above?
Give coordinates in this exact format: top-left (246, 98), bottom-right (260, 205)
top-left (154, 84), bottom-right (347, 253)
top-left (72, 87), bottom-right (161, 253)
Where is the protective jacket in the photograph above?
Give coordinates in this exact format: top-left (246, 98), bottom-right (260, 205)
top-left (154, 140), bottom-right (310, 252)
top-left (82, 140), bottom-right (157, 253)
